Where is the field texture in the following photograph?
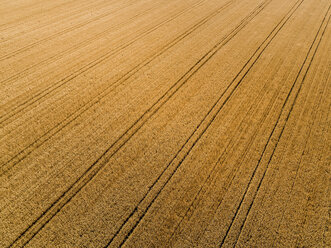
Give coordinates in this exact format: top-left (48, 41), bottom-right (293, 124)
top-left (0, 0), bottom-right (330, 247)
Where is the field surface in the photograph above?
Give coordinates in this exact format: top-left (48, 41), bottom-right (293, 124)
top-left (0, 0), bottom-right (330, 247)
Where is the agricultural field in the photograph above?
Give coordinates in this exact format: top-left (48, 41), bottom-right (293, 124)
top-left (0, 0), bottom-right (330, 247)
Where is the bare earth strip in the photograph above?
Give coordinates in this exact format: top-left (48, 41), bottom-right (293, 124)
top-left (0, 0), bottom-right (330, 247)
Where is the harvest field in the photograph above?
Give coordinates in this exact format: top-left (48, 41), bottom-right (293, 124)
top-left (0, 0), bottom-right (330, 247)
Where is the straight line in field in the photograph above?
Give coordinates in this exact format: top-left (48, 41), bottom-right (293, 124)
top-left (8, 1), bottom-right (272, 247)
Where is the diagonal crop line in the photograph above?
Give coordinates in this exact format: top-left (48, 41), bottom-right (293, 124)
top-left (220, 4), bottom-right (331, 247)
top-left (167, 46), bottom-right (293, 245)
top-left (0, 0), bottom-right (234, 176)
top-left (103, 0), bottom-right (310, 246)
top-left (7, 0), bottom-right (259, 246)
top-left (0, 0), bottom-right (206, 125)
top-left (114, 0), bottom-right (308, 246)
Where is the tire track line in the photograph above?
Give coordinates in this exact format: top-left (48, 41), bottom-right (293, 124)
top-left (170, 20), bottom-right (300, 239)
top-left (115, 0), bottom-right (304, 245)
top-left (195, 55), bottom-right (294, 243)
top-left (0, 0), bottom-right (137, 56)
top-left (0, 0), bottom-right (205, 125)
top-left (0, 0), bottom-right (181, 111)
top-left (271, 36), bottom-right (331, 248)
top-left (230, 8), bottom-right (330, 247)
top-left (242, 38), bottom-right (330, 247)
top-left (167, 92), bottom-right (274, 244)
top-left (202, 59), bottom-right (295, 245)
top-left (103, 0), bottom-right (307, 246)
top-left (7, 1), bottom-right (269, 247)
top-left (0, 0), bottom-right (205, 135)
top-left (198, 2), bottom-right (326, 244)
top-left (167, 53), bottom-right (291, 245)
top-left (219, 6), bottom-right (330, 247)
top-left (0, 0), bottom-right (233, 175)
top-left (197, 0), bottom-right (306, 241)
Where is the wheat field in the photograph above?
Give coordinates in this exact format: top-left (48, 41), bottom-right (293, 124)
top-left (0, 0), bottom-right (330, 247)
